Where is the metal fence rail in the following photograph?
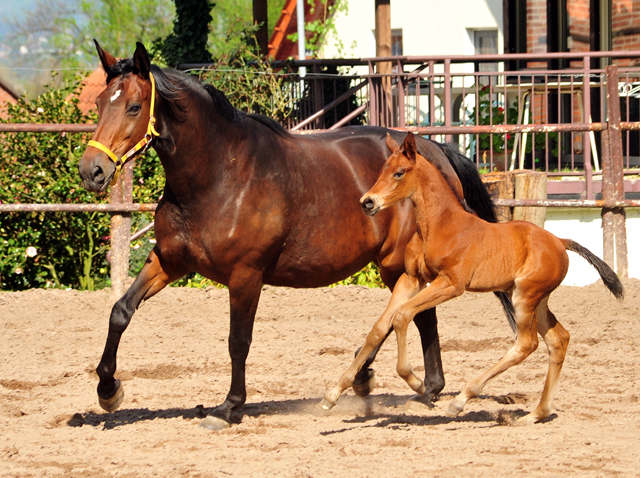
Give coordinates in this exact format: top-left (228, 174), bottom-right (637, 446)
top-left (3, 51), bottom-right (639, 292)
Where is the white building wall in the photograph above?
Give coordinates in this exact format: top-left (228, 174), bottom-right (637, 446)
top-left (544, 209), bottom-right (638, 286)
top-left (321, 0), bottom-right (504, 59)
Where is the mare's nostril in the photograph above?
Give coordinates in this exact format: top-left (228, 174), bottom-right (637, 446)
top-left (93, 165), bottom-right (104, 182)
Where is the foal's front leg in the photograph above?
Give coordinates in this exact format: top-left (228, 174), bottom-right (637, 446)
top-left (393, 274), bottom-right (464, 395)
top-left (97, 248), bottom-right (185, 412)
top-left (320, 274), bottom-right (420, 409)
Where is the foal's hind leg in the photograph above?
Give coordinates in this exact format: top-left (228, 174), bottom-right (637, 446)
top-left (447, 289), bottom-right (541, 418)
top-left (321, 273), bottom-right (421, 409)
top-left (517, 297), bottom-right (570, 425)
top-left (97, 248), bottom-right (186, 412)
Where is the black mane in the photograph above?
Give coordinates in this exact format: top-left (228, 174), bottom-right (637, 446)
top-left (104, 59), bottom-right (289, 136)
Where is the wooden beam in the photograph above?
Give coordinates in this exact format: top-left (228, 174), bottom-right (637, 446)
top-left (375, 0), bottom-right (392, 125)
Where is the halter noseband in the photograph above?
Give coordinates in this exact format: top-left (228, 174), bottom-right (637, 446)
top-left (87, 72), bottom-right (160, 185)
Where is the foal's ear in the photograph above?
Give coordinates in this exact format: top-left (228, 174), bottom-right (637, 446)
top-left (403, 133), bottom-right (417, 164)
top-left (386, 133), bottom-right (400, 153)
top-left (133, 42), bottom-right (151, 79)
top-left (94, 39), bottom-right (117, 73)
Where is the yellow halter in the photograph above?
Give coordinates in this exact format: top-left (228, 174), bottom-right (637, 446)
top-left (87, 72), bottom-right (160, 185)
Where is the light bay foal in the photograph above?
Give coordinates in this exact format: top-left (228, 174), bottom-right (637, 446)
top-left (321, 132), bottom-right (623, 425)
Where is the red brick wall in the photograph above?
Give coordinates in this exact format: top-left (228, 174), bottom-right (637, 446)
top-left (527, 0), bottom-right (547, 67)
top-left (612, 0), bottom-right (640, 66)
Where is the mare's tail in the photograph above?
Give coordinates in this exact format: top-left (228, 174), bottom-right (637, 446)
top-left (439, 143), bottom-right (517, 332)
top-left (562, 239), bottom-right (624, 300)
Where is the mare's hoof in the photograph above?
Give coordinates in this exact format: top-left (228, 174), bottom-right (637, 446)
top-left (319, 398), bottom-right (335, 411)
top-left (199, 415), bottom-right (231, 430)
top-left (98, 381), bottom-right (124, 413)
top-left (404, 394), bottom-right (435, 412)
top-left (352, 369), bottom-right (375, 398)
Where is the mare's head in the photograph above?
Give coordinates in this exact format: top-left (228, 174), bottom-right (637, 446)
top-left (360, 133), bottom-right (420, 216)
top-left (79, 41), bottom-right (155, 192)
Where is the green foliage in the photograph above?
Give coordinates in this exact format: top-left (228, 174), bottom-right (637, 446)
top-left (0, 77), bottom-right (111, 290)
top-left (286, 0), bottom-right (348, 57)
top-left (159, 0), bottom-right (214, 66)
top-left (197, 28), bottom-right (292, 121)
top-left (331, 262), bottom-right (384, 288)
top-left (79, 0), bottom-right (176, 60)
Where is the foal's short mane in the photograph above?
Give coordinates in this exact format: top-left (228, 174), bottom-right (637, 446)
top-left (104, 59), bottom-right (289, 136)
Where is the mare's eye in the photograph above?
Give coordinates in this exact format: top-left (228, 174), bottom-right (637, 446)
top-left (394, 169), bottom-right (405, 180)
top-left (127, 104), bottom-right (142, 115)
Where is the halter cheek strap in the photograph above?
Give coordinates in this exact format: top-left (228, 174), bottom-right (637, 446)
top-left (87, 72), bottom-right (160, 185)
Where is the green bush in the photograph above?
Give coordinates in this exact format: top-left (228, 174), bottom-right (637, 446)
top-left (0, 77), bottom-right (111, 290)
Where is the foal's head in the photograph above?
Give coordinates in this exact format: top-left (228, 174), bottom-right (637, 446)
top-left (79, 41), bottom-right (155, 192)
top-left (360, 133), bottom-right (420, 216)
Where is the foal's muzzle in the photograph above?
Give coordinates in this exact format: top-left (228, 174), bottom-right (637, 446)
top-left (360, 196), bottom-right (380, 216)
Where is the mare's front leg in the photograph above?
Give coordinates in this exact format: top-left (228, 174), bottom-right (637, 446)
top-left (97, 248), bottom-right (185, 412)
top-left (321, 273), bottom-right (420, 410)
top-left (200, 268), bottom-right (263, 430)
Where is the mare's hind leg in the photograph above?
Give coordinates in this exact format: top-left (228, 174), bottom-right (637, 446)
top-left (447, 288), bottom-right (541, 418)
top-left (97, 248), bottom-right (186, 412)
top-left (200, 268), bottom-right (264, 430)
top-left (321, 273), bottom-right (421, 409)
top-left (517, 297), bottom-right (570, 425)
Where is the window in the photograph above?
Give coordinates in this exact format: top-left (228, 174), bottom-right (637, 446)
top-left (391, 29), bottom-right (403, 56)
top-left (474, 29), bottom-right (498, 72)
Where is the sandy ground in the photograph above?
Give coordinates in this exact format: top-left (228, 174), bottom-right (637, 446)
top-left (1, 280), bottom-right (640, 477)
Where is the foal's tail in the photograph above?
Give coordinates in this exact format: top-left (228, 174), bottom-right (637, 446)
top-left (562, 239), bottom-right (624, 300)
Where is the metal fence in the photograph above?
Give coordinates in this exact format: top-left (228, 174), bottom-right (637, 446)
top-left (3, 51), bottom-right (640, 293)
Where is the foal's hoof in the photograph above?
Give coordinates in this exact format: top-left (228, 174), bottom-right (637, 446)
top-left (199, 415), bottom-right (231, 430)
top-left (98, 381), bottom-right (124, 413)
top-left (352, 368), bottom-right (375, 398)
top-left (446, 400), bottom-right (464, 417)
top-left (319, 398), bottom-right (336, 411)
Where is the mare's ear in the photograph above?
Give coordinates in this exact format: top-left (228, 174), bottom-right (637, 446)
top-left (385, 133), bottom-right (400, 153)
top-left (133, 42), bottom-right (151, 79)
top-left (94, 39), bottom-right (117, 73)
top-left (403, 133), bottom-right (417, 164)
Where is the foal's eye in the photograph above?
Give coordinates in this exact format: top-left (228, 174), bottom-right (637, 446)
top-left (127, 104), bottom-right (142, 115)
top-left (394, 170), bottom-right (405, 180)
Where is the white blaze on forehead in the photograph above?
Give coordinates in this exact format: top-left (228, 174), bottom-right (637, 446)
top-left (110, 89), bottom-right (122, 103)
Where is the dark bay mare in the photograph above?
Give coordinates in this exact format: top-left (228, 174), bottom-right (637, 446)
top-left (78, 41), bottom-right (511, 430)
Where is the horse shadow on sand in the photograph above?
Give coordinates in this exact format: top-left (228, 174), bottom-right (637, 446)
top-left (67, 391), bottom-right (556, 431)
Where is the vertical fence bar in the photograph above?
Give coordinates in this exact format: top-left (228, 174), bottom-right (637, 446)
top-left (583, 57), bottom-right (594, 199)
top-left (604, 64), bottom-right (629, 277)
top-left (397, 59), bottom-right (405, 128)
top-left (109, 161), bottom-right (133, 298)
top-left (444, 59), bottom-right (452, 144)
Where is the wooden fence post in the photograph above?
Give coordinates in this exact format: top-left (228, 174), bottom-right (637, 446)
top-left (109, 161), bottom-right (133, 299)
top-left (482, 172), bottom-right (514, 222)
top-left (603, 65), bottom-right (629, 277)
top-left (513, 170), bottom-right (547, 228)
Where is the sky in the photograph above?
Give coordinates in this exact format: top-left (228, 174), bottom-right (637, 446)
top-left (0, 0), bottom-right (38, 35)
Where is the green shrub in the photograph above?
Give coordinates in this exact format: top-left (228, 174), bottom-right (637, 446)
top-left (0, 77), bottom-right (111, 290)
